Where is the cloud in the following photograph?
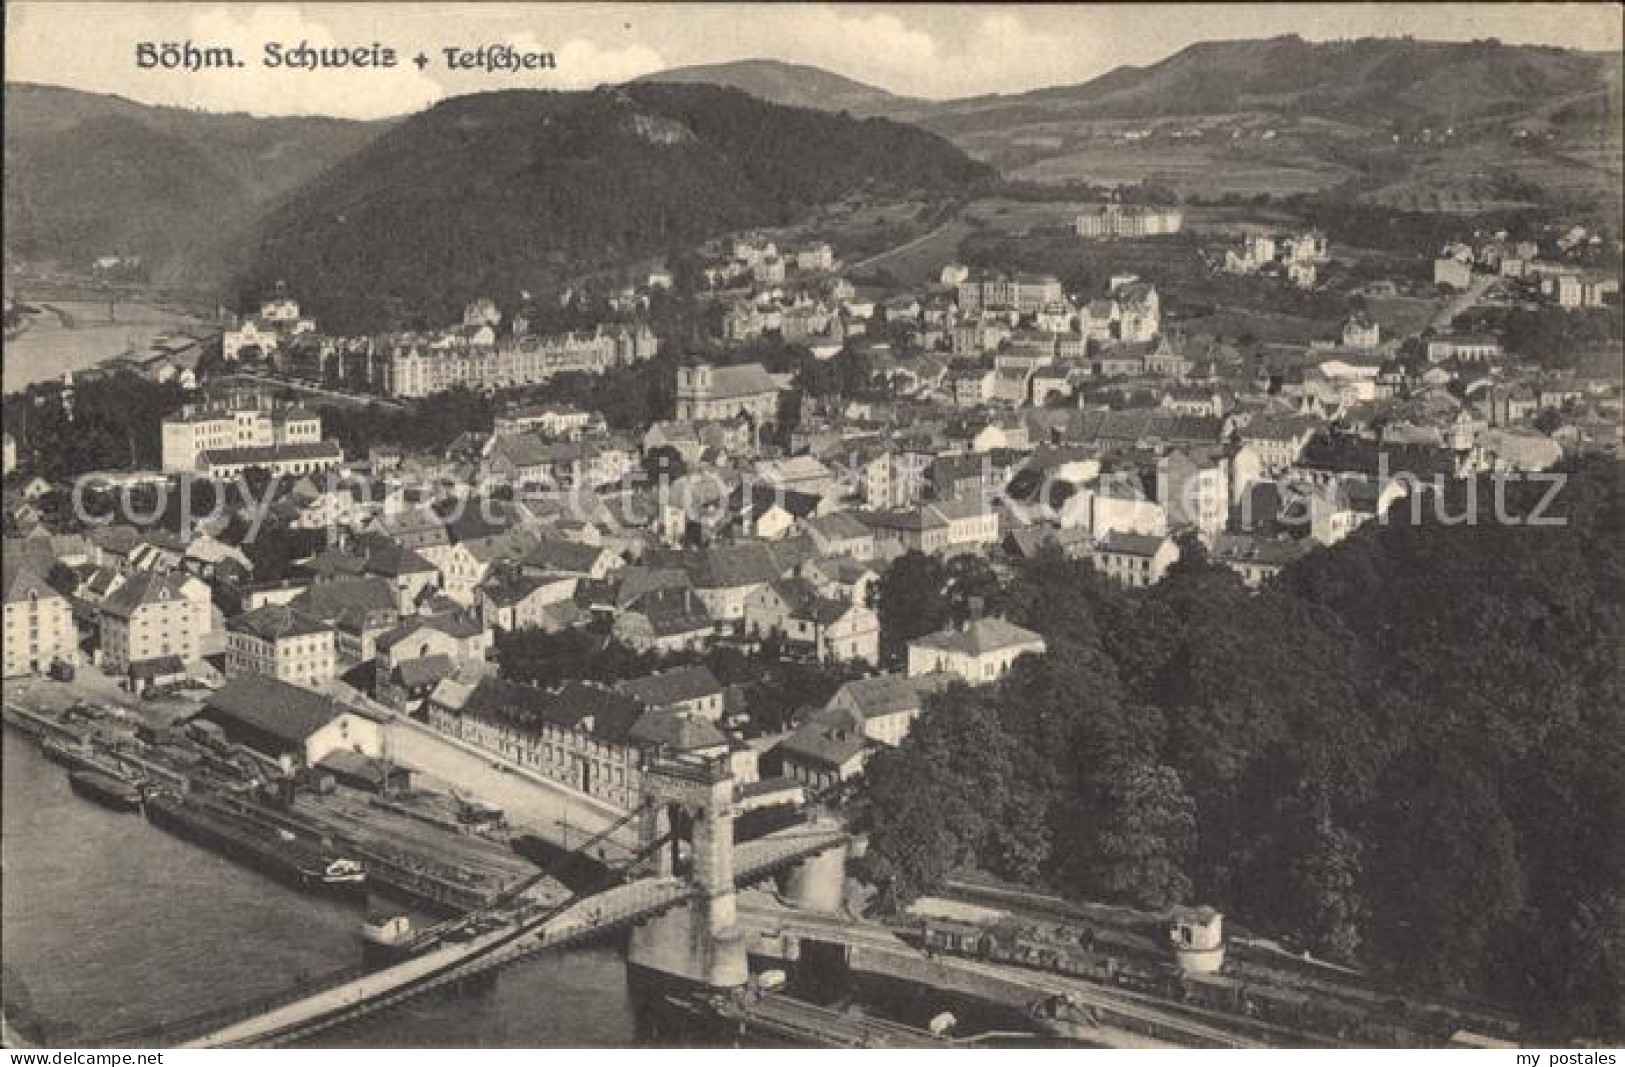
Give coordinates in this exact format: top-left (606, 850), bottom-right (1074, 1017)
top-left (944, 12), bottom-right (1107, 97)
top-left (432, 31), bottom-right (664, 93)
top-left (767, 7), bottom-right (941, 93)
top-left (680, 6), bottom-right (1098, 99)
top-left (551, 36), bottom-right (665, 86)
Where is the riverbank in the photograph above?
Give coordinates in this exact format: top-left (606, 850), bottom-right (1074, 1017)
top-left (3, 300), bottom-right (208, 393)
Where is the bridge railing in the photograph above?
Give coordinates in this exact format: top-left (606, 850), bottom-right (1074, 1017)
top-left (87, 961), bottom-right (379, 1048)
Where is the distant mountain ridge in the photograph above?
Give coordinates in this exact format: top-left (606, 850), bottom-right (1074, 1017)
top-left (635, 59), bottom-right (919, 117)
top-left (633, 38), bottom-right (1619, 209)
top-left (906, 35), bottom-right (1620, 133)
top-left (6, 34), bottom-right (1618, 300)
top-left (639, 36), bottom-right (1620, 133)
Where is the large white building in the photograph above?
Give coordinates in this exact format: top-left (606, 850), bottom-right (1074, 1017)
top-left (1075, 203), bottom-right (1184, 239)
top-left (3, 564), bottom-right (78, 678)
top-left (426, 677), bottom-right (729, 811)
top-left (197, 441), bottom-right (342, 479)
top-left (224, 603), bottom-right (337, 689)
top-left (385, 325), bottom-right (657, 399)
top-left (98, 571), bottom-right (205, 676)
top-left (197, 674), bottom-right (383, 768)
top-left (674, 363), bottom-right (781, 423)
top-left (161, 397), bottom-right (324, 472)
top-left (221, 293), bottom-right (317, 361)
top-left (906, 617), bottom-right (1047, 685)
top-left (958, 274), bottom-right (1064, 315)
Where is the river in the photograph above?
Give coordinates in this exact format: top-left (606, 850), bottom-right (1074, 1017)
top-left (2, 301), bottom-right (206, 394)
top-left (2, 728), bottom-right (1030, 1048)
top-left (1, 729), bottom-right (638, 1047)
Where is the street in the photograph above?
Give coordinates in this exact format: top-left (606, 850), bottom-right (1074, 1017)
top-left (1429, 272), bottom-right (1495, 331)
top-left (381, 715), bottom-right (637, 860)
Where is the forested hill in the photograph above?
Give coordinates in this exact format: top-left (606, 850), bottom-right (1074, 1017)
top-left (863, 457), bottom-right (1624, 1039)
top-left (240, 84), bottom-right (997, 332)
top-left (650, 39), bottom-right (1620, 140)
top-left (3, 82), bottom-right (386, 285)
top-left (910, 35), bottom-right (1619, 132)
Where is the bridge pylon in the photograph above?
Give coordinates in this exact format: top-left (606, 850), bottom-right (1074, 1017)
top-left (783, 835), bottom-right (849, 914)
top-left (627, 752), bottom-right (748, 989)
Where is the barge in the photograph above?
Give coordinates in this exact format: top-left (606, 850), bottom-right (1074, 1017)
top-left (145, 793), bottom-right (367, 899)
top-left (68, 768), bottom-right (145, 812)
top-left (40, 736), bottom-right (101, 773)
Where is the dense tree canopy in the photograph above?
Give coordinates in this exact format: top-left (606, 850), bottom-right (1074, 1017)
top-left (319, 388), bottom-right (494, 455)
top-left (1453, 306), bottom-right (1622, 370)
top-left (3, 373), bottom-right (187, 480)
top-left (244, 84), bottom-right (995, 332)
top-left (863, 459), bottom-right (1624, 1037)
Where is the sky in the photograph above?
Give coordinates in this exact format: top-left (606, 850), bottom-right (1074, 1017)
top-left (6, 2), bottom-right (1622, 120)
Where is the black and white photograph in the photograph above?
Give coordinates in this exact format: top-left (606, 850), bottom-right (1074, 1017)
top-left (2, 1), bottom-right (1621, 1052)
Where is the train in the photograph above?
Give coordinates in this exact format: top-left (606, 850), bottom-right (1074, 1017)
top-left (914, 908), bottom-right (1519, 1048)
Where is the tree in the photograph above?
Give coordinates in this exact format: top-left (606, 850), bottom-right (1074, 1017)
top-left (320, 388), bottom-right (494, 455)
top-left (642, 444), bottom-right (687, 486)
top-left (2, 373), bottom-right (186, 480)
top-left (863, 683), bottom-right (1018, 905)
top-left (1001, 543), bottom-right (1119, 649)
top-left (873, 550), bottom-right (949, 665)
top-left (1287, 809), bottom-right (1368, 963)
top-left (1365, 746), bottom-right (1524, 996)
top-left (1086, 759), bottom-right (1198, 908)
top-left (1556, 893), bottom-right (1625, 1037)
top-left (496, 628), bottom-right (662, 691)
top-left (854, 461), bottom-right (1625, 1030)
top-left (998, 646), bottom-right (1146, 891)
top-left (943, 554), bottom-right (1003, 624)
top-left (237, 523), bottom-right (326, 584)
top-left (831, 346), bottom-right (877, 398)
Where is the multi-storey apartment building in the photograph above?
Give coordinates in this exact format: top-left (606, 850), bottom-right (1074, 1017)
top-left (98, 571), bottom-right (203, 674)
top-left (3, 564), bottom-right (78, 677)
top-left (957, 274), bottom-right (1064, 315)
top-left (161, 396), bottom-right (324, 472)
top-left (426, 677), bottom-right (728, 811)
top-left (224, 603), bottom-right (337, 689)
top-left (1075, 202), bottom-right (1184, 239)
top-left (1156, 449), bottom-right (1231, 543)
top-left (384, 325), bottom-right (657, 399)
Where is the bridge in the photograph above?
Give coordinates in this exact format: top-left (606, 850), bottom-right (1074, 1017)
top-left (134, 755), bottom-right (851, 1048)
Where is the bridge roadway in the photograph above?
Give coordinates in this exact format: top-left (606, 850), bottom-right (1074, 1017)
top-left (180, 825), bottom-right (850, 1048)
